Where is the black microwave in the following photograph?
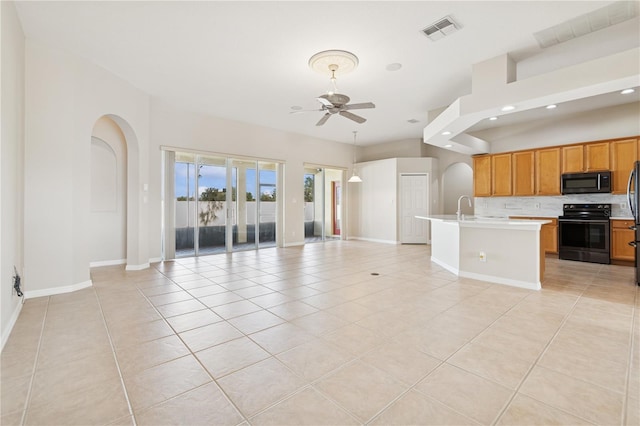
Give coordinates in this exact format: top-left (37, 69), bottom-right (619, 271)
top-left (561, 171), bottom-right (611, 194)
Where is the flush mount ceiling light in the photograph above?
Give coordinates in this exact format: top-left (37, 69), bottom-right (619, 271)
top-left (501, 105), bottom-right (516, 112)
top-left (348, 130), bottom-right (362, 183)
top-left (441, 131), bottom-right (451, 136)
top-left (489, 116), bottom-right (498, 121)
top-left (444, 144), bottom-right (453, 148)
top-left (546, 104), bottom-right (557, 109)
top-left (621, 88), bottom-right (635, 94)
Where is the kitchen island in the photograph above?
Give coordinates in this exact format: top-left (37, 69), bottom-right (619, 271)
top-left (417, 215), bottom-right (551, 290)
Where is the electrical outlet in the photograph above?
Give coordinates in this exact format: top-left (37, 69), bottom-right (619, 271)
top-left (479, 251), bottom-right (486, 262)
top-left (534, 203), bottom-right (540, 209)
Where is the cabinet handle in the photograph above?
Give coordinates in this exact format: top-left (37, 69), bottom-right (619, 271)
top-left (629, 225), bottom-right (637, 231)
top-left (629, 241), bottom-right (637, 248)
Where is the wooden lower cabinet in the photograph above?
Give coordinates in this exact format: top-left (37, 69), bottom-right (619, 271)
top-left (611, 219), bottom-right (635, 262)
top-left (510, 217), bottom-right (558, 254)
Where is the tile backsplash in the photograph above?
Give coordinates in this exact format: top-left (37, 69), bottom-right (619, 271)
top-left (473, 194), bottom-right (630, 218)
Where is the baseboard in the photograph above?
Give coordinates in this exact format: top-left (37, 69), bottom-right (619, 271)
top-left (24, 279), bottom-right (93, 299)
top-left (90, 259), bottom-right (126, 268)
top-left (149, 257), bottom-right (162, 264)
top-left (350, 237), bottom-right (400, 245)
top-left (1, 299), bottom-right (23, 352)
top-left (125, 262), bottom-right (150, 271)
top-left (430, 256), bottom-right (459, 275)
top-left (283, 242), bottom-right (305, 247)
top-left (459, 271), bottom-right (541, 291)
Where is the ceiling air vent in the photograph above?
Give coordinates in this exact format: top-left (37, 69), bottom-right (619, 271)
top-left (421, 16), bottom-right (460, 41)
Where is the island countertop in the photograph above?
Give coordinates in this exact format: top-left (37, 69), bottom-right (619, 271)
top-left (416, 215), bottom-right (551, 229)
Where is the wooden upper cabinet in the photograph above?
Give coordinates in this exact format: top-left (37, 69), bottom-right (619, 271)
top-left (585, 142), bottom-right (610, 171)
top-left (473, 155), bottom-right (492, 197)
top-left (491, 153), bottom-right (512, 196)
top-left (562, 145), bottom-right (584, 173)
top-left (562, 142), bottom-right (611, 173)
top-left (611, 138), bottom-right (639, 194)
top-left (512, 151), bottom-right (535, 196)
top-left (535, 147), bottom-right (561, 195)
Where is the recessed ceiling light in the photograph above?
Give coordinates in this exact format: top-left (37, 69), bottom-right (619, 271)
top-left (444, 144), bottom-right (453, 148)
top-left (546, 104), bottom-right (557, 109)
top-left (441, 131), bottom-right (451, 136)
top-left (386, 63), bottom-right (402, 71)
top-left (489, 116), bottom-right (498, 121)
top-left (621, 88), bottom-right (635, 95)
top-left (291, 106), bottom-right (303, 111)
top-left (501, 105), bottom-right (516, 112)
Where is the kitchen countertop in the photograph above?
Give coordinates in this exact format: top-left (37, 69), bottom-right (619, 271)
top-left (417, 215), bottom-right (551, 229)
top-left (610, 217), bottom-right (634, 220)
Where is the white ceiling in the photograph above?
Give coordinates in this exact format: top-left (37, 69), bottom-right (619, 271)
top-left (13, 1), bottom-right (640, 146)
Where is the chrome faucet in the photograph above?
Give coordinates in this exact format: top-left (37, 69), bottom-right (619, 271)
top-left (457, 195), bottom-right (472, 220)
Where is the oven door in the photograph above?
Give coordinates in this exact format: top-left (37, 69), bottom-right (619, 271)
top-left (558, 218), bottom-right (610, 264)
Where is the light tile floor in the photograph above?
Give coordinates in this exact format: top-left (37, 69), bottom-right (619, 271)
top-left (1, 241), bottom-right (638, 425)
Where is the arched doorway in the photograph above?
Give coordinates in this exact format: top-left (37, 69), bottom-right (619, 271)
top-left (442, 162), bottom-right (473, 215)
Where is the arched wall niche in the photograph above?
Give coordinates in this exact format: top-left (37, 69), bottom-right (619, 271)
top-left (90, 114), bottom-right (145, 270)
top-left (90, 115), bottom-right (127, 265)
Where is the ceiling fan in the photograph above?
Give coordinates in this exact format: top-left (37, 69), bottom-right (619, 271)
top-left (314, 93), bottom-right (375, 126)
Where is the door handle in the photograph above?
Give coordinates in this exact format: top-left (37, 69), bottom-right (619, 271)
top-left (629, 241), bottom-right (637, 248)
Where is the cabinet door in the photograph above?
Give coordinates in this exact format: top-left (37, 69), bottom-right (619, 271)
top-left (536, 148), bottom-right (561, 195)
top-left (611, 138), bottom-right (638, 194)
top-left (585, 142), bottom-right (610, 171)
top-left (562, 145), bottom-right (584, 173)
top-left (611, 220), bottom-right (635, 261)
top-left (541, 222), bottom-right (558, 254)
top-left (513, 151), bottom-right (535, 196)
top-left (491, 153), bottom-right (512, 196)
top-left (473, 155), bottom-right (491, 197)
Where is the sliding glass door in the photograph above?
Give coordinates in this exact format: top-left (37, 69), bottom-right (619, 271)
top-left (172, 152), bottom-right (279, 258)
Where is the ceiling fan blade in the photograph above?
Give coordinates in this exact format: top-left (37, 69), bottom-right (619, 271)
top-left (339, 110), bottom-right (366, 124)
top-left (289, 109), bottom-right (322, 114)
top-left (316, 113), bottom-right (332, 126)
top-left (344, 102), bottom-right (375, 110)
top-left (316, 97), bottom-right (333, 107)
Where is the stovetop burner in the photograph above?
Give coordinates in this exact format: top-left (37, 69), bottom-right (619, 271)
top-left (560, 203), bottom-right (611, 219)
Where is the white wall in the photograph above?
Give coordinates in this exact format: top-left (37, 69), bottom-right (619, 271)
top-left (350, 157), bottom-right (437, 244)
top-left (90, 117), bottom-right (127, 265)
top-left (443, 163), bottom-right (474, 215)
top-left (24, 40), bottom-right (150, 295)
top-left (359, 138), bottom-right (423, 162)
top-left (149, 99), bottom-right (354, 248)
top-left (1, 0), bottom-right (26, 349)
top-left (350, 158), bottom-right (397, 243)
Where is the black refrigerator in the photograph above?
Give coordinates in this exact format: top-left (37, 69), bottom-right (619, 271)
top-left (627, 161), bottom-right (640, 285)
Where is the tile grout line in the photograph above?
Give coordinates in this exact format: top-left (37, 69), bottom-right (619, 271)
top-left (621, 284), bottom-right (638, 426)
top-left (487, 286), bottom-right (586, 425)
top-left (19, 297), bottom-right (50, 426)
top-left (93, 286), bottom-right (137, 426)
top-left (136, 266), bottom-right (251, 425)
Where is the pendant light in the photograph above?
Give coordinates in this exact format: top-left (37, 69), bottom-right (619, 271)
top-left (348, 131), bottom-right (362, 183)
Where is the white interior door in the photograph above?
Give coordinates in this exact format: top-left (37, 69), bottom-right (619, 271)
top-left (400, 174), bottom-right (429, 244)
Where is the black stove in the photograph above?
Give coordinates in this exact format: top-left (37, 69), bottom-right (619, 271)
top-left (558, 204), bottom-right (611, 264)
